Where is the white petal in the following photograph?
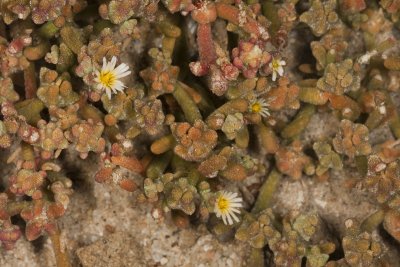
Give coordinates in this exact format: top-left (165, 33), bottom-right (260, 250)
top-left (233, 197), bottom-right (243, 202)
top-left (230, 207), bottom-right (241, 214)
top-left (277, 66), bottom-right (284, 76)
top-left (230, 211), bottom-right (240, 223)
top-left (114, 63), bottom-right (130, 76)
top-left (280, 60), bottom-right (286, 66)
top-left (215, 209), bottom-right (222, 217)
top-left (222, 215), bottom-right (227, 225)
top-left (102, 57), bottom-right (107, 70)
top-left (231, 200), bottom-right (243, 206)
top-left (226, 213), bottom-right (233, 225)
top-left (272, 72), bottom-right (277, 81)
top-left (225, 192), bottom-right (232, 198)
top-left (261, 111), bottom-right (270, 117)
top-left (109, 56), bottom-right (117, 70)
top-left (112, 80), bottom-right (125, 92)
top-left (114, 67), bottom-right (128, 76)
top-left (229, 192), bottom-right (238, 199)
top-left (116, 70), bottom-right (131, 79)
top-left (229, 202), bottom-right (243, 208)
top-left (104, 60), bottom-right (111, 72)
top-left (106, 88), bottom-right (112, 99)
top-left (115, 87), bottom-right (125, 93)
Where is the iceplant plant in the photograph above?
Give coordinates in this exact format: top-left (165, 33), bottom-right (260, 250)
top-left (95, 56), bottom-right (131, 99)
top-left (214, 191), bottom-right (243, 225)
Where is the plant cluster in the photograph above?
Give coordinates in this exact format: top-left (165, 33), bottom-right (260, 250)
top-left (0, 0), bottom-right (400, 266)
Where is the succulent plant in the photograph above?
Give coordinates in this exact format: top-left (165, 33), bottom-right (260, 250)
top-left (0, 0), bottom-right (399, 266)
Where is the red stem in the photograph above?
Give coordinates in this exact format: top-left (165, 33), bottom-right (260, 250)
top-left (197, 23), bottom-right (217, 68)
top-left (215, 3), bottom-right (265, 39)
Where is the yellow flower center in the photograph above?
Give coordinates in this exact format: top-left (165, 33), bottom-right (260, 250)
top-left (272, 59), bottom-right (280, 70)
top-left (99, 71), bottom-right (116, 88)
top-left (217, 196), bottom-right (229, 213)
top-left (251, 102), bottom-right (262, 113)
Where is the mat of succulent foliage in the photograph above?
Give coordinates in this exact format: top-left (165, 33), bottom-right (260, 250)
top-left (0, 0), bottom-right (400, 266)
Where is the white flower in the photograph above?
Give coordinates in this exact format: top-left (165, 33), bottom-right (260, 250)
top-left (94, 56), bottom-right (131, 99)
top-left (269, 58), bottom-right (286, 81)
top-left (214, 191), bottom-right (242, 225)
top-left (249, 98), bottom-right (270, 117)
